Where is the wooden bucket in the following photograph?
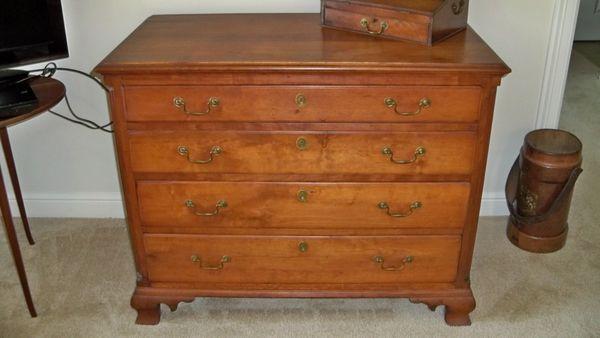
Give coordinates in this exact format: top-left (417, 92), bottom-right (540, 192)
top-left (506, 129), bottom-right (583, 253)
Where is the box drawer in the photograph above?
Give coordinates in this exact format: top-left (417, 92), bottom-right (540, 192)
top-left (138, 181), bottom-right (470, 230)
top-left (323, 5), bottom-right (430, 43)
top-left (129, 131), bottom-right (476, 176)
top-left (124, 85), bottom-right (481, 123)
top-left (144, 235), bottom-right (461, 284)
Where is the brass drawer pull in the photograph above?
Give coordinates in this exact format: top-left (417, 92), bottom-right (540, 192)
top-left (452, 0), bottom-right (466, 15)
top-left (360, 18), bottom-right (389, 35)
top-left (191, 254), bottom-right (231, 270)
top-left (173, 96), bottom-right (220, 116)
top-left (372, 255), bottom-right (413, 271)
top-left (384, 97), bottom-right (432, 116)
top-left (177, 145), bottom-right (222, 164)
top-left (382, 146), bottom-right (426, 164)
top-left (185, 199), bottom-right (228, 216)
top-left (378, 201), bottom-right (423, 218)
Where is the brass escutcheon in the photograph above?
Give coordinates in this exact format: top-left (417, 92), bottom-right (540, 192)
top-left (295, 93), bottom-right (307, 109)
top-left (296, 137), bottom-right (309, 150)
top-left (297, 190), bottom-right (309, 203)
top-left (298, 241), bottom-right (309, 253)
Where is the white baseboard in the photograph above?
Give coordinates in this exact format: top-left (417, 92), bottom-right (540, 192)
top-left (8, 191), bottom-right (508, 219)
top-left (480, 192), bottom-right (508, 217)
top-left (8, 192), bottom-right (125, 218)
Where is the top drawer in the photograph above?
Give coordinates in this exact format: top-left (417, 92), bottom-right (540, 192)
top-left (123, 86), bottom-right (481, 123)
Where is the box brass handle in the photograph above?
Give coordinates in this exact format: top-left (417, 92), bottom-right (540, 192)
top-left (372, 255), bottom-right (413, 271)
top-left (177, 145), bottom-right (222, 164)
top-left (173, 96), bottom-right (220, 116)
top-left (185, 199), bottom-right (228, 216)
top-left (452, 0), bottom-right (466, 15)
top-left (191, 254), bottom-right (231, 270)
top-left (378, 201), bottom-right (422, 218)
top-left (360, 18), bottom-right (388, 35)
top-left (384, 98), bottom-right (431, 116)
top-left (382, 146), bottom-right (426, 164)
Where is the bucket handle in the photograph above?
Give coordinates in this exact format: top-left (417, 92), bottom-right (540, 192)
top-left (505, 157), bottom-right (582, 225)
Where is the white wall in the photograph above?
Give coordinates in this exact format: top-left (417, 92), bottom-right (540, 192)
top-left (6, 0), bottom-right (559, 218)
top-left (575, 0), bottom-right (600, 40)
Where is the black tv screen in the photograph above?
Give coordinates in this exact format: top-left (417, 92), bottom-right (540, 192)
top-left (0, 0), bottom-right (68, 69)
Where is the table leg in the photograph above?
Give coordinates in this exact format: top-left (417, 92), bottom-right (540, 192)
top-left (0, 163), bottom-right (37, 317)
top-left (0, 127), bottom-right (34, 245)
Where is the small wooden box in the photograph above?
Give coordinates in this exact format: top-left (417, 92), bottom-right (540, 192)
top-left (321, 0), bottom-right (469, 45)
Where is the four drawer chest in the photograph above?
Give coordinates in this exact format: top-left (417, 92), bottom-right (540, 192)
top-left (95, 13), bottom-right (510, 326)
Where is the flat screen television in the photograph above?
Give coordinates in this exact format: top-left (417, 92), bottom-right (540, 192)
top-left (0, 0), bottom-right (69, 69)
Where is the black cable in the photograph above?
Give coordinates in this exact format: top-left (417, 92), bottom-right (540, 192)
top-left (28, 62), bottom-right (114, 133)
top-left (50, 93), bottom-right (114, 133)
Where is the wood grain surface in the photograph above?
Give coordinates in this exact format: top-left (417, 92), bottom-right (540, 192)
top-left (143, 234), bottom-right (461, 284)
top-left (124, 85), bottom-right (481, 123)
top-left (137, 181), bottom-right (470, 230)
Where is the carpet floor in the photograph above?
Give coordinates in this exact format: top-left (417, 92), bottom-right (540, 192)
top-left (0, 44), bottom-right (598, 338)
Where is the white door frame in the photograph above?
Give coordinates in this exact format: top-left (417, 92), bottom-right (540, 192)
top-left (535, 0), bottom-right (581, 129)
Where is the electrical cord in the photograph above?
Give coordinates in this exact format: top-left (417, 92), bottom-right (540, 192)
top-left (28, 62), bottom-right (114, 133)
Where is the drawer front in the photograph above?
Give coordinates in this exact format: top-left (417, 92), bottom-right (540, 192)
top-left (144, 235), bottom-right (461, 284)
top-left (138, 181), bottom-right (470, 230)
top-left (124, 86), bottom-right (481, 123)
top-left (129, 131), bottom-right (476, 176)
top-left (323, 3), bottom-right (431, 43)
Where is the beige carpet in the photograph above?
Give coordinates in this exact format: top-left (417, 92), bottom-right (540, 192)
top-left (1, 44), bottom-right (599, 338)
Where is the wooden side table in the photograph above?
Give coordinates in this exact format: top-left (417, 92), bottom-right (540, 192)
top-left (0, 77), bottom-right (65, 317)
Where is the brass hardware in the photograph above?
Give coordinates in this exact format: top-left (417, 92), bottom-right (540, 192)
top-left (298, 241), bottom-right (309, 253)
top-left (177, 145), bottom-right (222, 164)
top-left (297, 190), bottom-right (309, 203)
top-left (372, 255), bottom-right (414, 271)
top-left (518, 184), bottom-right (538, 216)
top-left (381, 146), bottom-right (426, 164)
top-left (185, 199), bottom-right (228, 216)
top-left (452, 0), bottom-right (466, 15)
top-left (295, 93), bottom-right (307, 109)
top-left (173, 96), bottom-right (220, 116)
top-left (384, 97), bottom-right (432, 116)
top-left (296, 137), bottom-right (309, 150)
top-left (360, 18), bottom-right (389, 35)
top-left (378, 201), bottom-right (423, 218)
top-left (190, 254), bottom-right (231, 270)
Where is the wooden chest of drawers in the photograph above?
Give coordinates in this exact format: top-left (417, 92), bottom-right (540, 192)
top-left (95, 13), bottom-right (509, 326)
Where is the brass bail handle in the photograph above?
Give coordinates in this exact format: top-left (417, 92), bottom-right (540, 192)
top-left (378, 201), bottom-right (423, 218)
top-left (173, 96), bottom-right (220, 116)
top-left (382, 146), bottom-right (426, 164)
top-left (190, 254), bottom-right (231, 270)
top-left (372, 255), bottom-right (414, 271)
top-left (185, 199), bottom-right (228, 216)
top-left (178, 145), bottom-right (223, 164)
top-left (384, 98), bottom-right (432, 116)
top-left (452, 0), bottom-right (466, 15)
top-left (360, 18), bottom-right (389, 35)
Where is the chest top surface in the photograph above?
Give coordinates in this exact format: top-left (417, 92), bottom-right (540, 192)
top-left (95, 13), bottom-right (509, 75)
